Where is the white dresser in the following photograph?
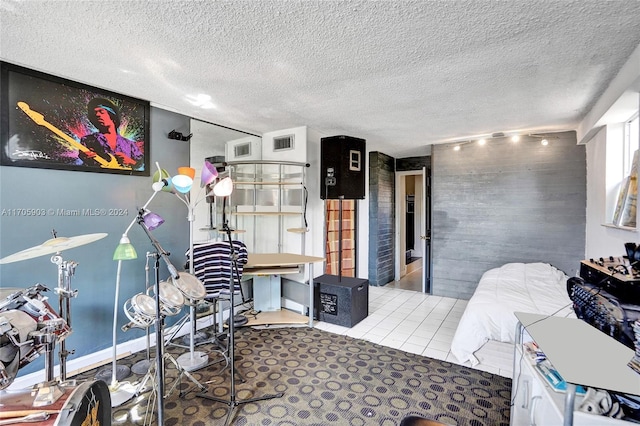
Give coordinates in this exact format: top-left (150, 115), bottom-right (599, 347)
top-left (510, 312), bottom-right (640, 426)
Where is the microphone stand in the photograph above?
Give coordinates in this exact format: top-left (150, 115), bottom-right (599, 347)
top-left (135, 213), bottom-right (166, 426)
top-left (136, 212), bottom-right (207, 424)
top-left (197, 219), bottom-right (283, 426)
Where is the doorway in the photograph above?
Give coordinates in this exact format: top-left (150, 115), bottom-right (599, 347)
top-left (394, 168), bottom-right (431, 293)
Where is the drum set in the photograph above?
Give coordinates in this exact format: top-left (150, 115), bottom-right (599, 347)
top-left (0, 231), bottom-right (112, 424)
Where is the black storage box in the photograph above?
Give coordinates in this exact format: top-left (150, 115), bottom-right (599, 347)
top-left (314, 274), bottom-right (368, 327)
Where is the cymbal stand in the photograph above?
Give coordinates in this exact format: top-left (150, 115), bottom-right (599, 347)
top-left (197, 222), bottom-right (283, 426)
top-left (51, 252), bottom-right (78, 383)
top-left (29, 250), bottom-right (79, 406)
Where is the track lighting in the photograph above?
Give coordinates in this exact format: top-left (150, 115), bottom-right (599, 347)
top-left (451, 132), bottom-right (554, 151)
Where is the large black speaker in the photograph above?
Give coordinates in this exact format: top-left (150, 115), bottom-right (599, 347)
top-left (314, 274), bottom-right (369, 327)
top-left (320, 135), bottom-right (366, 199)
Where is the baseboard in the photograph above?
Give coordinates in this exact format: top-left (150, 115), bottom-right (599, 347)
top-left (8, 307), bottom-right (232, 391)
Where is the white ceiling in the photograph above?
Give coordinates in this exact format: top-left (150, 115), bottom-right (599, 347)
top-left (2, 0), bottom-right (640, 157)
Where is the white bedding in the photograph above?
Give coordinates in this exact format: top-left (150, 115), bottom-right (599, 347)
top-left (450, 262), bottom-right (575, 366)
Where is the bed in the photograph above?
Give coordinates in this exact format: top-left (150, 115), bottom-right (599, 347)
top-left (450, 262), bottom-right (575, 367)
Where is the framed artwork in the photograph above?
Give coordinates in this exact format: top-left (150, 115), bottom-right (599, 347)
top-left (1, 61), bottom-right (150, 175)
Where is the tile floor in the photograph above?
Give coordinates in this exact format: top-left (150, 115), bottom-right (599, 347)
top-left (314, 282), bottom-right (514, 378)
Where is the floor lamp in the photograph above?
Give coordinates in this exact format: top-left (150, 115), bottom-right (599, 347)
top-left (96, 178), bottom-right (166, 407)
top-left (159, 160), bottom-right (218, 371)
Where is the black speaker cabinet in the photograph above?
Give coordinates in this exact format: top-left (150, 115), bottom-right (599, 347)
top-left (315, 274), bottom-right (368, 327)
top-left (320, 135), bottom-right (366, 199)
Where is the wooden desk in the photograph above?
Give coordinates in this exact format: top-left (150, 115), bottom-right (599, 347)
top-left (244, 253), bottom-right (325, 326)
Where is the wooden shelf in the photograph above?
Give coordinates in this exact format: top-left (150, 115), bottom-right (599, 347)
top-left (287, 227), bottom-right (309, 233)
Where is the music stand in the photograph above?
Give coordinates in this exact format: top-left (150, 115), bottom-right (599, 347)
top-left (196, 220), bottom-right (283, 426)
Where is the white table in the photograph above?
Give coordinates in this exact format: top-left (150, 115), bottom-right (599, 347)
top-left (244, 253), bottom-right (325, 326)
top-left (515, 312), bottom-right (640, 426)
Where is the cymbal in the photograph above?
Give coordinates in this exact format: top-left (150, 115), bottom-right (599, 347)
top-left (0, 233), bottom-right (108, 264)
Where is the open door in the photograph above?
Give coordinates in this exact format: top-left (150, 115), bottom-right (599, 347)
top-left (421, 166), bottom-right (431, 293)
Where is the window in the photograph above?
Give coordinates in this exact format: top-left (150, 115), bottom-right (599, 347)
top-left (612, 111), bottom-right (640, 227)
top-left (624, 112), bottom-right (640, 176)
top-left (324, 199), bottom-right (356, 277)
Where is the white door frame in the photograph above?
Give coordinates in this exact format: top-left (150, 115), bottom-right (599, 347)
top-left (394, 169), bottom-right (425, 291)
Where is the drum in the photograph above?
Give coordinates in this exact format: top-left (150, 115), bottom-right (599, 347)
top-left (122, 293), bottom-right (156, 331)
top-left (172, 272), bottom-right (206, 305)
top-left (148, 281), bottom-right (185, 316)
top-left (0, 380), bottom-right (111, 425)
top-left (0, 310), bottom-right (38, 390)
top-left (0, 286), bottom-right (46, 312)
top-left (0, 288), bottom-right (25, 312)
top-left (0, 285), bottom-right (70, 343)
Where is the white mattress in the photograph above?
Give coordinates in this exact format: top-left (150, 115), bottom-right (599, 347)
top-left (450, 262), bottom-right (575, 366)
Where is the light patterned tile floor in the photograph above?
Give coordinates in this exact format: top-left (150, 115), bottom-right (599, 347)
top-left (314, 284), bottom-right (514, 378)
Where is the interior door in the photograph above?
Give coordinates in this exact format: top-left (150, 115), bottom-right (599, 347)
top-left (422, 166), bottom-right (432, 293)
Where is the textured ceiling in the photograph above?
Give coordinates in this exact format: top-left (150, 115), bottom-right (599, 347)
top-left (1, 0), bottom-right (640, 157)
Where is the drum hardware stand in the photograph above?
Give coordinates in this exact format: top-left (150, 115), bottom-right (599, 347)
top-left (30, 326), bottom-right (64, 407)
top-left (28, 248), bottom-right (80, 407)
top-left (197, 222), bottom-right (284, 426)
top-left (50, 252), bottom-right (78, 383)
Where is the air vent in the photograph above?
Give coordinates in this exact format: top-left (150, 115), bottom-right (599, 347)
top-left (234, 142), bottom-right (251, 157)
top-left (273, 135), bottom-right (294, 151)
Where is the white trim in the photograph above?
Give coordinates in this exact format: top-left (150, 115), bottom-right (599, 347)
top-left (8, 310), bottom-right (227, 390)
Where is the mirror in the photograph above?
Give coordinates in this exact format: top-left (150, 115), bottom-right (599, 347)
top-left (189, 118), bottom-right (260, 243)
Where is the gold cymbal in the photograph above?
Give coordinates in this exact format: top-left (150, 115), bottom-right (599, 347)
top-left (0, 233), bottom-right (108, 264)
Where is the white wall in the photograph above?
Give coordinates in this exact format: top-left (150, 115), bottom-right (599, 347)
top-left (585, 126), bottom-right (636, 258)
top-left (583, 43), bottom-right (640, 259)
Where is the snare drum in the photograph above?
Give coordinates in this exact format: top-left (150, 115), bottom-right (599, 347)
top-left (0, 380), bottom-right (111, 425)
top-left (0, 285), bottom-right (70, 344)
top-left (148, 281), bottom-right (184, 316)
top-left (0, 285), bottom-right (46, 312)
top-left (172, 272), bottom-right (206, 305)
top-left (122, 293), bottom-right (156, 331)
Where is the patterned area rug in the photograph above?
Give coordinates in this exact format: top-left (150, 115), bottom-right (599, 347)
top-left (76, 327), bottom-right (512, 425)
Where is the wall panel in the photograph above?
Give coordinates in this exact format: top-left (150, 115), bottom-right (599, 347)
top-left (368, 151), bottom-right (395, 285)
top-left (431, 132), bottom-right (586, 299)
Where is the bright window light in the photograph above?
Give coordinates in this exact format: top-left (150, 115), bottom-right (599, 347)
top-left (623, 112), bottom-right (639, 176)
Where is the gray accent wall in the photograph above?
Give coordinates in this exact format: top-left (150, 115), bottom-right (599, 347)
top-left (396, 156), bottom-right (430, 172)
top-left (431, 131), bottom-right (586, 299)
top-left (368, 151), bottom-right (395, 285)
top-left (0, 107), bottom-right (190, 376)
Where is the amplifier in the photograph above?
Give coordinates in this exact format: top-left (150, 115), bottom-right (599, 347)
top-left (568, 278), bottom-right (640, 349)
top-left (579, 258), bottom-right (640, 301)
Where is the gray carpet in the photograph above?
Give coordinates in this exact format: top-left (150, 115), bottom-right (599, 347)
top-left (79, 327), bottom-right (511, 425)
